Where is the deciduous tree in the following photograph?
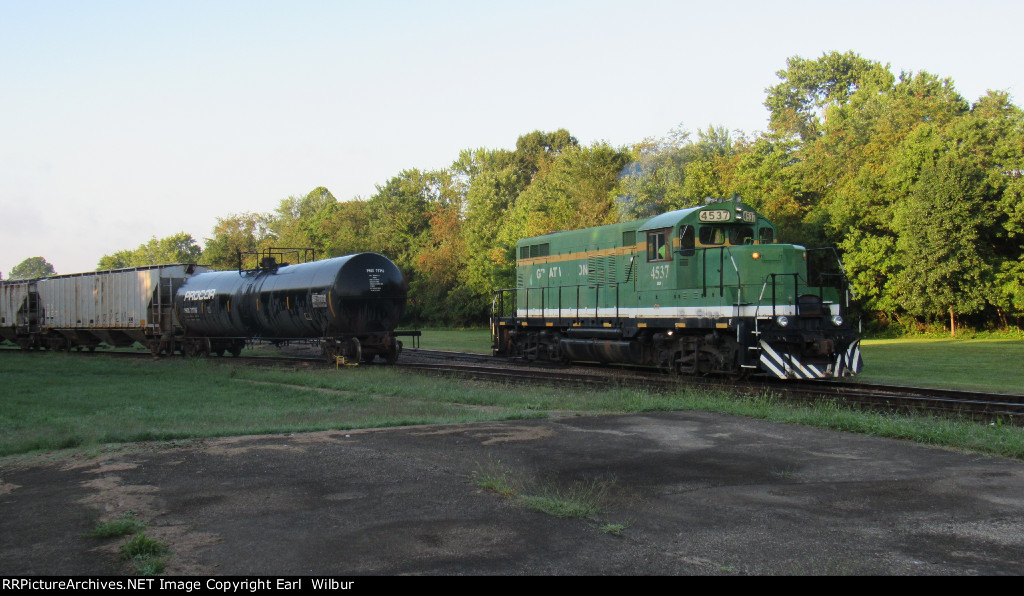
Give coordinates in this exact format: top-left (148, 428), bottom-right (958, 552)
top-left (10, 257), bottom-right (56, 279)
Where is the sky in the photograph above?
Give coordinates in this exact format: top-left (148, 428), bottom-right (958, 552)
top-left (2, 0), bottom-right (1022, 276)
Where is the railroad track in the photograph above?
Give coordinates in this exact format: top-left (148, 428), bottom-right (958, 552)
top-left (400, 348), bottom-right (1024, 423)
top-left (6, 345), bottom-right (1022, 422)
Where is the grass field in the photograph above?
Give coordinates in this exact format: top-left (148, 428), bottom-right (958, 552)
top-left (857, 338), bottom-right (1024, 394)
top-left (1, 334), bottom-right (1023, 461)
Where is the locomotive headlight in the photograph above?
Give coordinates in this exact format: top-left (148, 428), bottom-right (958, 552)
top-left (752, 252), bottom-right (760, 260)
top-left (831, 315), bottom-right (844, 327)
top-left (776, 315), bottom-right (790, 327)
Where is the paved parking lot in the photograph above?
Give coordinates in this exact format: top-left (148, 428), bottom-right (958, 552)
top-left (3, 411), bottom-right (1024, 575)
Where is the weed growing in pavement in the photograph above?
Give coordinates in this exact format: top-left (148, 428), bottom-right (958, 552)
top-left (473, 460), bottom-right (517, 497)
top-left (86, 509), bottom-right (169, 576)
top-left (119, 533), bottom-right (169, 576)
top-left (599, 523), bottom-right (627, 536)
top-left (518, 478), bottom-right (611, 519)
top-left (474, 461), bottom-right (621, 528)
top-left (87, 511), bottom-right (144, 538)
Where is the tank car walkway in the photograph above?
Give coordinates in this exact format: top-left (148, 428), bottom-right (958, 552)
top-left (3, 411), bottom-right (1024, 575)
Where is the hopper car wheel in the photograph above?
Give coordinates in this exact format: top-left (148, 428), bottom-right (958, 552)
top-left (47, 336), bottom-right (69, 352)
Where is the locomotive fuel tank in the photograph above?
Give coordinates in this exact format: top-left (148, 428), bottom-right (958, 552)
top-left (174, 253), bottom-right (407, 360)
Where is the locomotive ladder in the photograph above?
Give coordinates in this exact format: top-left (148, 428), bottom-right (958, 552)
top-left (743, 277), bottom-right (779, 371)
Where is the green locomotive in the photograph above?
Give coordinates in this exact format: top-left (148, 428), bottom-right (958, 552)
top-left (491, 196), bottom-right (863, 379)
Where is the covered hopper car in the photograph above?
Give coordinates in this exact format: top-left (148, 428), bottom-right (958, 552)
top-left (491, 197), bottom-right (863, 379)
top-left (1, 264), bottom-right (208, 352)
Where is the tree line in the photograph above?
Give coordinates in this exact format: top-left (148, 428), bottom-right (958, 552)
top-left (10, 52), bottom-right (1024, 334)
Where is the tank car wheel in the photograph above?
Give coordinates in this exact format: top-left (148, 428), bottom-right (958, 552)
top-left (385, 340), bottom-right (401, 365)
top-left (349, 337), bottom-right (362, 364)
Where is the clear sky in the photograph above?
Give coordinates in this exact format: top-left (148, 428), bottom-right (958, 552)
top-left (2, 0), bottom-right (1022, 276)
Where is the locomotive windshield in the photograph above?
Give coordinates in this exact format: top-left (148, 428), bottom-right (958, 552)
top-left (730, 226), bottom-right (754, 245)
top-left (697, 225), bottom-right (755, 246)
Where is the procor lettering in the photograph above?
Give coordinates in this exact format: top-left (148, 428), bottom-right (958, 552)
top-left (183, 289), bottom-right (217, 301)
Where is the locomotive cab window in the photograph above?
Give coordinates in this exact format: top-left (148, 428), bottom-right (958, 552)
top-left (647, 229), bottom-right (671, 261)
top-left (679, 225), bottom-right (695, 256)
top-left (758, 227), bottom-right (774, 244)
top-left (698, 226), bottom-right (725, 246)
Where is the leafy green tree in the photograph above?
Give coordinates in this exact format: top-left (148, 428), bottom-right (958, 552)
top-left (365, 169), bottom-right (439, 270)
top-left (269, 186), bottom-right (340, 255)
top-left (203, 212), bottom-right (276, 270)
top-left (96, 233), bottom-right (202, 269)
top-left (616, 125), bottom-right (738, 221)
top-left (725, 134), bottom-right (817, 245)
top-left (322, 200), bottom-right (373, 258)
top-left (502, 142), bottom-right (629, 243)
top-left (10, 257), bottom-right (56, 279)
top-left (890, 156), bottom-right (991, 334)
top-left (456, 130), bottom-right (579, 303)
top-left (764, 50), bottom-right (894, 142)
top-left (96, 250), bottom-right (135, 270)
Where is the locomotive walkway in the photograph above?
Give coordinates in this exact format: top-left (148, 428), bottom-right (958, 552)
top-left (3, 411), bottom-right (1024, 575)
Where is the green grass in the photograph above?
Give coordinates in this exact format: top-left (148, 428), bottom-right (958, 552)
top-left (2, 337), bottom-right (1024, 461)
top-left (600, 523), bottom-right (627, 536)
top-left (413, 328), bottom-right (493, 353)
top-left (857, 338), bottom-right (1024, 394)
top-left (85, 510), bottom-right (167, 575)
top-left (88, 512), bottom-right (145, 538)
top-left (475, 461), bottom-right (615, 521)
top-left (518, 479), bottom-right (611, 519)
top-left (119, 533), bottom-right (169, 575)
top-left (473, 461), bottom-right (518, 497)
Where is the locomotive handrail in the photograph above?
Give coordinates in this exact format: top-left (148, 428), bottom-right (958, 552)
top-left (806, 247), bottom-right (855, 304)
top-left (693, 246), bottom-right (743, 315)
top-left (755, 271), bottom-right (845, 319)
top-left (493, 281), bottom-right (625, 323)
